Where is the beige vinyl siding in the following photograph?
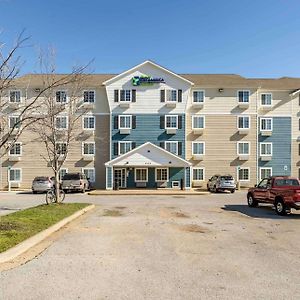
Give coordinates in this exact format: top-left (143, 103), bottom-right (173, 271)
top-left (186, 114), bottom-right (257, 187)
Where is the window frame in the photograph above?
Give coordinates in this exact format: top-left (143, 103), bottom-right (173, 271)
top-left (166, 89), bottom-right (178, 102)
top-left (165, 115), bottom-right (178, 129)
top-left (59, 168), bottom-right (68, 181)
top-left (83, 90), bottom-right (96, 103)
top-left (192, 167), bottom-right (205, 181)
top-left (260, 142), bottom-right (273, 156)
top-left (55, 142), bottom-right (67, 155)
top-left (192, 141), bottom-right (205, 155)
top-left (55, 116), bottom-right (68, 130)
top-left (237, 115), bottom-right (250, 129)
top-left (9, 168), bottom-right (22, 182)
top-left (192, 90), bottom-right (205, 103)
top-left (118, 115), bottom-right (132, 129)
top-left (260, 117), bottom-right (273, 131)
top-left (55, 90), bottom-right (68, 103)
top-left (164, 141), bottom-right (178, 155)
top-left (259, 167), bottom-right (272, 181)
top-left (82, 142), bottom-right (95, 156)
top-left (9, 142), bottom-right (22, 156)
top-left (9, 90), bottom-right (21, 103)
top-left (8, 115), bottom-right (21, 129)
top-left (119, 89), bottom-right (132, 102)
top-left (82, 115), bottom-right (95, 130)
top-left (155, 168), bottom-right (169, 182)
top-left (260, 93), bottom-right (272, 107)
top-left (237, 141), bottom-right (250, 155)
top-left (192, 115), bottom-right (205, 129)
top-left (237, 167), bottom-right (250, 181)
top-left (82, 168), bottom-right (95, 182)
top-left (134, 168), bottom-right (148, 183)
top-left (118, 141), bottom-right (132, 155)
top-left (237, 90), bottom-right (250, 103)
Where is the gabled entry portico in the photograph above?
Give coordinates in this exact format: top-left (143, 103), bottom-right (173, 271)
top-left (105, 142), bottom-right (191, 190)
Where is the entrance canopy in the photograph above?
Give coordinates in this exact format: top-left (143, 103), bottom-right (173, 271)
top-left (105, 142), bottom-right (191, 168)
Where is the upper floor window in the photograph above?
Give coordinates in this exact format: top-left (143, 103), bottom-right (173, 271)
top-left (9, 115), bottom-right (21, 129)
top-left (166, 90), bottom-right (177, 102)
top-left (193, 90), bottom-right (205, 103)
top-left (82, 142), bottom-right (95, 155)
top-left (160, 89), bottom-right (182, 103)
top-left (120, 90), bottom-right (131, 102)
top-left (165, 115), bottom-right (178, 129)
top-left (56, 91), bottom-right (67, 103)
top-left (237, 116), bottom-right (250, 129)
top-left (238, 90), bottom-right (250, 103)
top-left (55, 142), bottom-right (67, 155)
top-left (192, 142), bottom-right (205, 155)
top-left (83, 91), bottom-right (95, 103)
top-left (165, 141), bottom-right (178, 155)
top-left (260, 118), bottom-right (272, 131)
top-left (119, 115), bottom-right (132, 129)
top-left (193, 168), bottom-right (205, 181)
top-left (114, 89), bottom-right (136, 102)
top-left (9, 90), bottom-right (21, 103)
top-left (261, 93), bottom-right (272, 106)
top-left (9, 142), bottom-right (22, 156)
top-left (119, 141), bottom-right (132, 155)
top-left (55, 116), bottom-right (68, 129)
top-left (260, 143), bottom-right (272, 156)
top-left (237, 142), bottom-right (250, 155)
top-left (83, 116), bottom-right (95, 130)
top-left (192, 116), bottom-right (205, 129)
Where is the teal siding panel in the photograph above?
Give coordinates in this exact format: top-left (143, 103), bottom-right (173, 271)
top-left (259, 117), bottom-right (291, 176)
top-left (168, 168), bottom-right (185, 188)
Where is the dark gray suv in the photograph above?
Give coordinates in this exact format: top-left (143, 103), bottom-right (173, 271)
top-left (207, 174), bottom-right (236, 193)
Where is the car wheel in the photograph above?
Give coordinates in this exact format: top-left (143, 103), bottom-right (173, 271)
top-left (207, 185), bottom-right (210, 192)
top-left (231, 189), bottom-right (235, 194)
top-left (32, 191), bottom-right (37, 194)
top-left (275, 199), bottom-right (287, 216)
top-left (247, 194), bottom-right (258, 207)
top-left (81, 185), bottom-right (86, 193)
top-left (213, 186), bottom-right (218, 193)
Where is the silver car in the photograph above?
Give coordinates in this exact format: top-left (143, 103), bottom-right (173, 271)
top-left (61, 173), bottom-right (90, 193)
top-left (32, 176), bottom-right (54, 194)
top-left (207, 174), bottom-right (236, 193)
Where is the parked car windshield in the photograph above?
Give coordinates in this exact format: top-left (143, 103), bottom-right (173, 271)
top-left (62, 174), bottom-right (80, 180)
top-left (274, 179), bottom-right (300, 186)
top-left (220, 176), bottom-right (233, 181)
top-left (34, 177), bottom-right (49, 182)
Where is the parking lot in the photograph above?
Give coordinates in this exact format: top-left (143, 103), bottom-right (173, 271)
top-left (1, 191), bottom-right (300, 299)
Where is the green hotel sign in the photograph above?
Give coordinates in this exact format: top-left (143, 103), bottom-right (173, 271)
top-left (132, 75), bottom-right (165, 86)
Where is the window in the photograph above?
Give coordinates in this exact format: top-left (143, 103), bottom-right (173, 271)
top-left (9, 143), bottom-right (22, 156)
top-left (260, 168), bottom-right (272, 180)
top-left (238, 168), bottom-right (250, 181)
top-left (192, 142), bottom-right (205, 155)
top-left (193, 168), bottom-right (205, 181)
top-left (260, 118), bottom-right (272, 131)
top-left (9, 90), bottom-right (21, 103)
top-left (156, 168), bottom-right (168, 182)
top-left (83, 116), bottom-right (95, 129)
top-left (135, 168), bottom-right (148, 182)
top-left (120, 90), bottom-right (131, 102)
top-left (166, 90), bottom-right (177, 102)
top-left (238, 90), bottom-right (250, 103)
top-left (56, 142), bottom-right (67, 155)
top-left (9, 116), bottom-right (21, 129)
top-left (83, 91), bottom-right (95, 103)
top-left (165, 115), bottom-right (178, 129)
top-left (193, 90), bottom-right (205, 103)
top-left (192, 116), bottom-right (205, 129)
top-left (237, 142), bottom-right (250, 155)
top-left (119, 141), bottom-right (132, 155)
top-left (9, 168), bottom-right (21, 182)
top-left (82, 142), bottom-right (95, 155)
top-left (165, 141), bottom-right (178, 155)
top-left (237, 116), bottom-right (250, 129)
top-left (260, 143), bottom-right (272, 156)
top-left (59, 168), bottom-right (68, 180)
top-left (55, 116), bottom-right (68, 129)
top-left (82, 168), bottom-right (95, 182)
top-left (119, 115), bottom-right (132, 129)
top-left (55, 91), bottom-right (67, 103)
top-left (261, 93), bottom-right (272, 106)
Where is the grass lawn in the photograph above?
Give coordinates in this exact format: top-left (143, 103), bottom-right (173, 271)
top-left (0, 203), bottom-right (90, 253)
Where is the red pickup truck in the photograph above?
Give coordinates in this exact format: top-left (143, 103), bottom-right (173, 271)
top-left (247, 176), bottom-right (300, 215)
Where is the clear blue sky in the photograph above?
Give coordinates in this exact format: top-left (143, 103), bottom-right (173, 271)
top-left (1, 0), bottom-right (300, 78)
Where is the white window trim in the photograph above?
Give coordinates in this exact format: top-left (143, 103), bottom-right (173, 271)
top-left (118, 141), bottom-right (132, 155)
top-left (192, 115), bottom-right (205, 129)
top-left (134, 168), bottom-right (148, 182)
top-left (9, 142), bottom-right (22, 156)
top-left (260, 142), bottom-right (273, 156)
top-left (259, 167), bottom-right (272, 181)
top-left (59, 168), bottom-right (68, 180)
top-left (237, 141), bottom-right (250, 155)
top-left (118, 115), bottom-right (132, 129)
top-left (165, 115), bottom-right (178, 129)
top-left (166, 89), bottom-right (178, 103)
top-left (55, 90), bottom-right (68, 103)
top-left (192, 90), bottom-right (205, 103)
top-left (9, 168), bottom-right (22, 182)
top-left (260, 93), bottom-right (273, 107)
top-left (83, 90), bottom-right (96, 103)
top-left (8, 115), bottom-right (21, 129)
top-left (237, 90), bottom-right (250, 103)
top-left (260, 117), bottom-right (273, 131)
top-left (192, 167), bottom-right (205, 181)
top-left (237, 167), bottom-right (250, 182)
top-left (82, 167), bottom-right (95, 182)
top-left (237, 115), bottom-right (251, 129)
top-left (82, 115), bottom-right (95, 130)
top-left (165, 141), bottom-right (178, 155)
top-left (155, 168), bottom-right (169, 182)
top-left (82, 142), bottom-right (95, 156)
top-left (9, 90), bottom-right (22, 103)
top-left (192, 141), bottom-right (205, 155)
top-left (55, 142), bottom-right (68, 155)
top-left (119, 90), bottom-right (132, 102)
top-left (55, 116), bottom-right (69, 130)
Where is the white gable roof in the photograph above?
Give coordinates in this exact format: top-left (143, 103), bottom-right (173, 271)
top-left (103, 60), bottom-right (194, 86)
top-left (105, 142), bottom-right (191, 168)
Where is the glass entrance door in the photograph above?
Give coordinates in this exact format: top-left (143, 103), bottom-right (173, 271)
top-left (114, 168), bottom-right (126, 188)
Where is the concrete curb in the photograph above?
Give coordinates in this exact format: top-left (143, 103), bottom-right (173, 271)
top-left (88, 191), bottom-right (210, 196)
top-left (0, 204), bottom-right (95, 264)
